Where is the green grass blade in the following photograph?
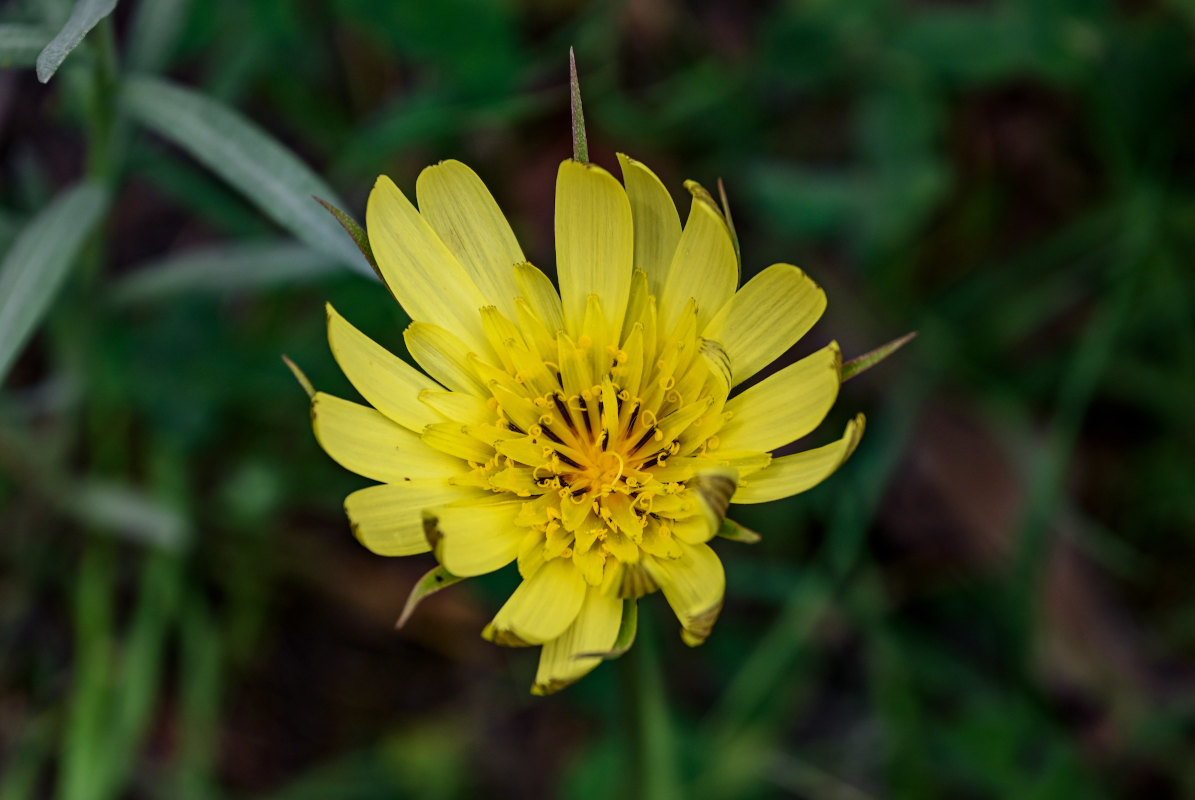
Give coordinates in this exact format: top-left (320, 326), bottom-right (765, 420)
top-left (60, 544), bottom-right (116, 800)
top-left (623, 617), bottom-right (682, 800)
top-left (105, 554), bottom-right (182, 796)
top-left (172, 598), bottom-right (223, 800)
top-left (0, 182), bottom-right (107, 383)
top-left (34, 0), bottom-right (117, 82)
top-left (121, 75), bottom-right (370, 277)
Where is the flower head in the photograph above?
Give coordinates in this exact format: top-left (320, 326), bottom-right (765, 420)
top-left (312, 156), bottom-right (863, 694)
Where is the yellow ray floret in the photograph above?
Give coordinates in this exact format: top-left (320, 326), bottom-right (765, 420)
top-left (310, 157), bottom-right (863, 693)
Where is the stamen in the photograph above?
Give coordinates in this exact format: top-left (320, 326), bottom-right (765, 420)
top-left (630, 426), bottom-right (659, 453)
top-left (553, 393), bottom-right (576, 430)
top-left (626, 403), bottom-right (641, 433)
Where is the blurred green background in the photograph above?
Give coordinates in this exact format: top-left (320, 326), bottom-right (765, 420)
top-left (3, 0), bottom-right (1195, 797)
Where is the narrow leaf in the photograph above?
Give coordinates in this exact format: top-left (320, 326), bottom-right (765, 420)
top-left (126, 0), bottom-right (191, 73)
top-left (0, 182), bottom-right (107, 383)
top-left (109, 241), bottom-right (339, 305)
top-left (281, 355), bottom-right (315, 399)
top-left (578, 599), bottom-right (638, 660)
top-left (841, 331), bottom-right (917, 381)
top-left (69, 481), bottom-right (190, 551)
top-left (121, 76), bottom-right (370, 277)
top-left (569, 47), bottom-right (588, 163)
top-left (396, 566), bottom-right (465, 628)
top-left (717, 519), bottom-right (762, 544)
top-left (0, 24), bottom-right (54, 69)
top-left (314, 197), bottom-right (380, 278)
top-left (35, 0), bottom-right (117, 83)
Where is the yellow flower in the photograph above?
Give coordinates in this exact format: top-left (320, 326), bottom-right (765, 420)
top-left (312, 157), bottom-right (863, 694)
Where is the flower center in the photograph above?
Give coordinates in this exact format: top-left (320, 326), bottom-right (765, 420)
top-left (451, 294), bottom-right (736, 594)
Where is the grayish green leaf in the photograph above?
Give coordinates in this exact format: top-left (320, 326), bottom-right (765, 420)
top-left (0, 24), bottom-right (54, 69)
top-left (0, 182), bottom-right (108, 383)
top-left (30, 0), bottom-right (73, 27)
top-left (109, 240), bottom-right (341, 305)
top-left (126, 0), bottom-right (191, 73)
top-left (68, 481), bottom-right (191, 551)
top-left (0, 423), bottom-right (185, 551)
top-left (122, 75), bottom-right (370, 277)
top-left (35, 0), bottom-right (117, 83)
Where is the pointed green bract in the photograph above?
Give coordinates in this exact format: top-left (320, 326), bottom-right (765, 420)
top-left (716, 519), bottom-right (762, 544)
top-left (841, 331), bottom-right (917, 382)
top-left (569, 47), bottom-right (588, 163)
top-left (281, 355), bottom-right (315, 399)
top-left (717, 178), bottom-right (741, 263)
top-left (396, 566), bottom-right (465, 628)
top-left (315, 197), bottom-right (381, 280)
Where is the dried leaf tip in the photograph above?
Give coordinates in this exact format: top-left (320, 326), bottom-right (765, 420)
top-left (569, 47), bottom-right (589, 163)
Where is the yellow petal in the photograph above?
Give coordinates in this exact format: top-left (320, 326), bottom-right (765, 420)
top-left (366, 175), bottom-right (491, 355)
top-left (345, 481), bottom-right (489, 556)
top-left (554, 159), bottom-right (633, 336)
top-left (643, 540), bottom-right (725, 646)
top-left (659, 187), bottom-right (738, 333)
top-left (670, 515), bottom-right (713, 545)
top-left (718, 342), bottom-right (841, 452)
top-left (419, 390), bottom-right (493, 424)
top-left (513, 262), bottom-right (565, 334)
top-left (326, 303), bottom-right (442, 432)
top-left (415, 160), bottom-right (524, 317)
top-left (617, 153), bottom-right (681, 297)
top-left (403, 321), bottom-right (487, 396)
top-left (483, 557), bottom-right (587, 646)
top-left (702, 263), bottom-right (827, 386)
top-left (732, 413), bottom-right (865, 504)
top-left (311, 392), bottom-right (463, 483)
top-left (424, 501), bottom-right (524, 577)
top-left (421, 422), bottom-right (494, 462)
top-left (532, 587), bottom-right (623, 695)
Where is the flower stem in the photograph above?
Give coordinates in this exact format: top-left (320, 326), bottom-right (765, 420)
top-left (621, 615), bottom-right (682, 800)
